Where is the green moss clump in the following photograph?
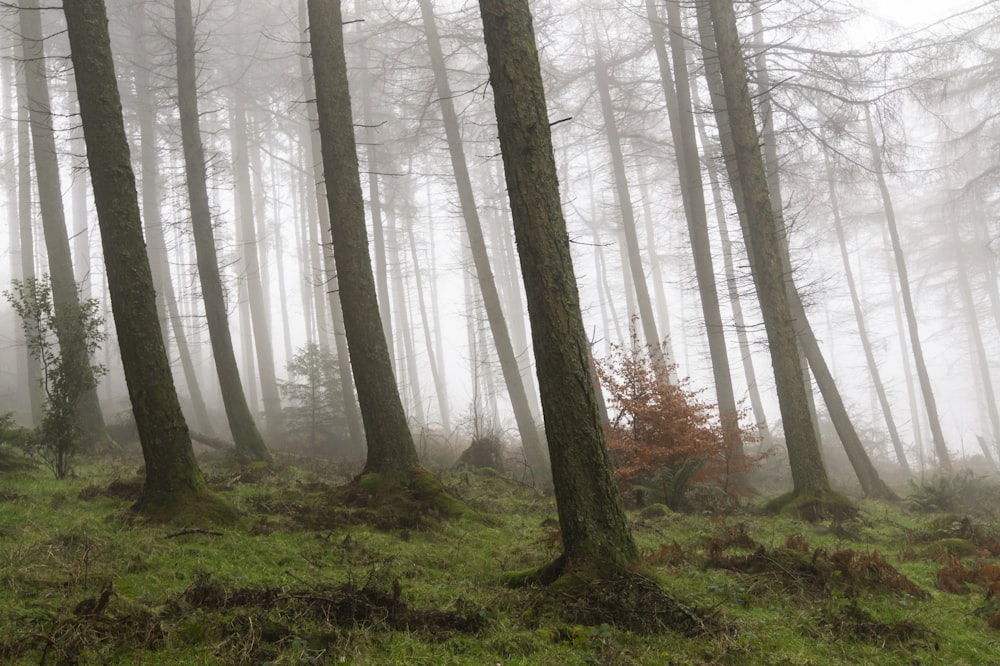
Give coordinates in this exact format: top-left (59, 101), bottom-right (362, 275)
top-left (763, 490), bottom-right (858, 522)
top-left (134, 490), bottom-right (239, 527)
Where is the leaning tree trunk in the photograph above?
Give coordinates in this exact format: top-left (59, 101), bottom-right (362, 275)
top-left (478, 0), bottom-right (640, 571)
top-left (173, 0), bottom-right (270, 463)
top-left (417, 0), bottom-right (547, 473)
top-left (649, 0), bottom-right (744, 482)
top-left (307, 0), bottom-right (421, 476)
top-left (297, 0), bottom-right (365, 457)
top-left (19, 0), bottom-right (110, 448)
top-left (132, 22), bottom-right (214, 435)
top-left (748, 3), bottom-right (822, 448)
top-left (825, 148), bottom-right (910, 474)
top-left (62, 0), bottom-right (219, 517)
top-left (698, 0), bottom-right (831, 496)
top-left (865, 108), bottom-right (952, 472)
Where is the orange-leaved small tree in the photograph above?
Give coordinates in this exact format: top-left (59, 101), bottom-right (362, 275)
top-left (597, 326), bottom-right (757, 508)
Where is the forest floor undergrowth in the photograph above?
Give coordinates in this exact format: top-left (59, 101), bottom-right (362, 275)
top-left (2, 451), bottom-right (1000, 664)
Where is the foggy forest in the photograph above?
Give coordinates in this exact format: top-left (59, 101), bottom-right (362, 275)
top-left (1, 0), bottom-right (1000, 663)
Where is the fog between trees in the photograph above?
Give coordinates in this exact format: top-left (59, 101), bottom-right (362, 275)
top-left (1, 0), bottom-right (997, 488)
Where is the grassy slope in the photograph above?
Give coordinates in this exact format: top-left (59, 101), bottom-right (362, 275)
top-left (1, 455), bottom-right (999, 664)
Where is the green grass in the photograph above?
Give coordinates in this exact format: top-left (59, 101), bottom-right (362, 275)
top-left (2, 454), bottom-right (1000, 664)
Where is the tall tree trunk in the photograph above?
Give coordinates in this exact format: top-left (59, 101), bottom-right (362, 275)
top-left (418, 0), bottom-right (547, 473)
top-left (12, 49), bottom-right (44, 424)
top-left (298, 0), bottom-right (365, 455)
top-left (230, 99), bottom-right (283, 435)
top-left (650, 0), bottom-right (744, 481)
top-left (130, 9), bottom-right (213, 434)
top-left (747, 6), bottom-right (823, 448)
top-left (173, 0), bottom-right (270, 463)
top-left (825, 148), bottom-right (910, 474)
top-left (63, 0), bottom-right (216, 516)
top-left (593, 51), bottom-right (667, 375)
top-left (865, 108), bottom-right (952, 472)
top-left (307, 0), bottom-right (420, 475)
top-left (479, 0), bottom-right (640, 571)
top-left (698, 0), bottom-right (831, 496)
top-left (19, 0), bottom-right (109, 446)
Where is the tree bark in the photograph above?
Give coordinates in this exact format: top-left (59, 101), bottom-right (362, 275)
top-left (63, 0), bottom-right (211, 513)
top-left (297, 0), bottom-right (365, 456)
top-left (19, 0), bottom-right (110, 447)
top-left (418, 0), bottom-right (547, 472)
top-left (865, 108), bottom-right (952, 472)
top-left (130, 7), bottom-right (213, 434)
top-left (479, 0), bottom-right (640, 568)
top-left (173, 0), bottom-right (270, 463)
top-left (307, 0), bottom-right (420, 475)
top-left (699, 0), bottom-right (830, 495)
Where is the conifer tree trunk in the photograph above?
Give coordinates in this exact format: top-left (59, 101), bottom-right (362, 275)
top-left (593, 52), bottom-right (667, 375)
top-left (173, 0), bottom-right (270, 463)
top-left (865, 108), bottom-right (952, 472)
top-left (825, 148), bottom-right (910, 474)
top-left (13, 50), bottom-right (43, 424)
top-left (649, 0), bottom-right (744, 480)
top-left (130, 9), bottom-right (213, 434)
top-left (298, 0), bottom-right (365, 455)
top-left (19, 0), bottom-right (110, 446)
top-left (479, 0), bottom-right (639, 570)
top-left (63, 0), bottom-right (214, 515)
top-left (230, 99), bottom-right (283, 435)
top-left (698, 0), bottom-right (831, 496)
top-left (418, 0), bottom-right (547, 473)
top-left (307, 0), bottom-right (420, 475)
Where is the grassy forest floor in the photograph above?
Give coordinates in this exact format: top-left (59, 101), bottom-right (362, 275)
top-left (2, 451), bottom-right (1000, 664)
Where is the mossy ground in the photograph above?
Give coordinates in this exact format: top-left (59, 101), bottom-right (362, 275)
top-left (2, 452), bottom-right (1000, 664)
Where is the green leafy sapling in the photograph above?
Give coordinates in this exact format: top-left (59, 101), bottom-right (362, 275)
top-left (5, 276), bottom-right (106, 478)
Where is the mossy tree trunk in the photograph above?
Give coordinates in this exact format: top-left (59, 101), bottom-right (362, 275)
top-left (478, 0), bottom-right (640, 569)
top-left (417, 0), bottom-right (547, 474)
top-left (173, 0), bottom-right (270, 464)
top-left (128, 4), bottom-right (214, 435)
top-left (698, 0), bottom-right (831, 495)
top-left (307, 0), bottom-right (420, 476)
top-left (62, 0), bottom-right (209, 512)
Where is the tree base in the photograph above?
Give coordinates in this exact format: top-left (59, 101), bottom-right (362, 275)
top-left (133, 489), bottom-right (238, 526)
top-left (763, 489), bottom-right (858, 522)
top-left (506, 557), bottom-right (712, 634)
top-left (336, 468), bottom-right (467, 529)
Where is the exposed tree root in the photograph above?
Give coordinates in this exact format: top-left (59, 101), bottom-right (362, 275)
top-left (763, 489), bottom-right (859, 522)
top-left (507, 556), bottom-right (715, 634)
